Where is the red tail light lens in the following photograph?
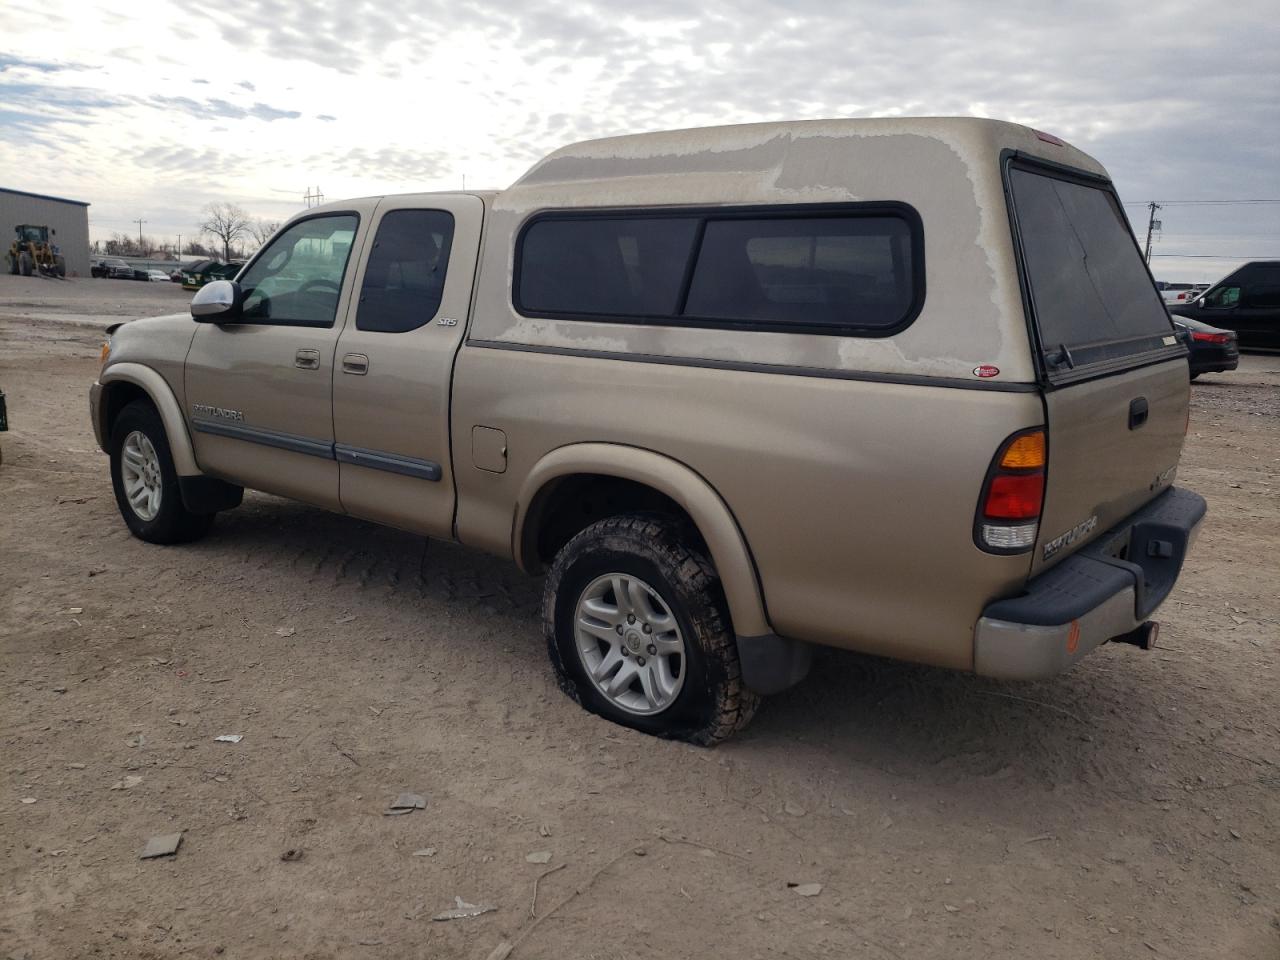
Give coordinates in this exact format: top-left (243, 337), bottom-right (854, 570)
top-left (1191, 331), bottom-right (1230, 344)
top-left (984, 473), bottom-right (1045, 519)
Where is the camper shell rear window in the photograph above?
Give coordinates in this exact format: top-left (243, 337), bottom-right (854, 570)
top-left (1006, 158), bottom-right (1180, 378)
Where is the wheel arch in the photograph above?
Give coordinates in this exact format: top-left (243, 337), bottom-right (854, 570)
top-left (514, 443), bottom-right (771, 638)
top-left (98, 363), bottom-right (200, 476)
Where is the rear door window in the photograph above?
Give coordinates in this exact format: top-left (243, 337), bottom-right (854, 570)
top-left (1008, 165), bottom-right (1176, 373)
top-left (356, 209), bottom-right (455, 333)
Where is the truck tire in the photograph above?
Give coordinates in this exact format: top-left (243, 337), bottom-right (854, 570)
top-left (54, 255), bottom-right (66, 278)
top-left (19, 252), bottom-right (32, 277)
top-left (6, 254), bottom-right (16, 275)
top-left (543, 513), bottom-right (759, 745)
top-left (109, 400), bottom-right (214, 544)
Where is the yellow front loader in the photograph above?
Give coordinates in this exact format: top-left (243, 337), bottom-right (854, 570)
top-left (6, 224), bottom-right (66, 278)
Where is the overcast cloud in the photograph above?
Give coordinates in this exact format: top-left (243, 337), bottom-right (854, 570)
top-left (2, 1), bottom-right (1277, 279)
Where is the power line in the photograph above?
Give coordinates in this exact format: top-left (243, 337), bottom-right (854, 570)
top-left (1123, 199), bottom-right (1280, 206)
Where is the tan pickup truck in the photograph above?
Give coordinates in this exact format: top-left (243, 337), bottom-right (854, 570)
top-left (91, 117), bottom-right (1205, 744)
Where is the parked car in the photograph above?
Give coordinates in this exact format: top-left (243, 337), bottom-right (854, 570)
top-left (169, 269), bottom-right (184, 283)
top-left (1169, 261), bottom-right (1280, 348)
top-left (1157, 281), bottom-right (1198, 304)
top-left (181, 260), bottom-right (241, 290)
top-left (93, 258), bottom-right (130, 279)
top-left (1171, 316), bottom-right (1239, 378)
top-left (90, 118), bottom-right (1205, 744)
top-left (147, 269), bottom-right (170, 282)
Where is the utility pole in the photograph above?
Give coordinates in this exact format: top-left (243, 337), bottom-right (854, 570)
top-left (134, 218), bottom-right (147, 254)
top-left (176, 234), bottom-right (181, 258)
top-left (1142, 202), bottom-right (1162, 264)
top-left (304, 186), bottom-right (324, 208)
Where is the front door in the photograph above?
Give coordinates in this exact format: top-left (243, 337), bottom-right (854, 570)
top-left (184, 207), bottom-right (373, 509)
top-left (332, 195), bottom-right (484, 537)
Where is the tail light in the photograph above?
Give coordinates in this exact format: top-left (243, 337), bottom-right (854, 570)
top-left (1191, 331), bottom-right (1231, 344)
top-left (975, 428), bottom-right (1046, 553)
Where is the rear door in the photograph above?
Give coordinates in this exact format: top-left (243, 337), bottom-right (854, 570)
top-left (1006, 161), bottom-right (1190, 574)
top-left (331, 194), bottom-right (484, 537)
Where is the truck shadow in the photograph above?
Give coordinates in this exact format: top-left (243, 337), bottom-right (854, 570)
top-left (204, 493), bottom-right (1215, 800)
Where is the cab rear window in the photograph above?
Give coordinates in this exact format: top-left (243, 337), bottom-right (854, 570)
top-left (1009, 165), bottom-right (1176, 372)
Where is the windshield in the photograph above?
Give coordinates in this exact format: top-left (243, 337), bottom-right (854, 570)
top-left (1009, 165), bottom-right (1175, 371)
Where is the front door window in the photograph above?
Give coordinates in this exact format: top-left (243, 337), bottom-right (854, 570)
top-left (1203, 285), bottom-right (1241, 309)
top-left (239, 214), bottom-right (358, 327)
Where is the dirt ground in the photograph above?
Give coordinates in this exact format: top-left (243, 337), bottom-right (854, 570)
top-left (1, 272), bottom-right (1277, 960)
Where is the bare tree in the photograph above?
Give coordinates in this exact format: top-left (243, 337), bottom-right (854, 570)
top-left (247, 218), bottom-right (282, 250)
top-left (199, 202), bottom-right (251, 262)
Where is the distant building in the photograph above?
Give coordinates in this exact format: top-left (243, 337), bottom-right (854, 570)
top-left (0, 187), bottom-right (91, 278)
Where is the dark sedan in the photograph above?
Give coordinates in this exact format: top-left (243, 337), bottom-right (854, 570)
top-left (1172, 316), bottom-right (1239, 379)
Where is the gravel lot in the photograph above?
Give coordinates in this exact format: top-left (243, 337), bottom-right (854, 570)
top-left (2, 273), bottom-right (1278, 959)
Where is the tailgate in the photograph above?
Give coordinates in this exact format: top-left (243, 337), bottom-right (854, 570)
top-left (1035, 359), bottom-right (1188, 574)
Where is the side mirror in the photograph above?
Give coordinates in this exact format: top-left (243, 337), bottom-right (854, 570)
top-left (191, 280), bottom-right (243, 322)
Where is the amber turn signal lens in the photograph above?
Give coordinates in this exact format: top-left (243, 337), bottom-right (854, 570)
top-left (99, 341), bottom-right (111, 368)
top-left (999, 430), bottom-right (1046, 470)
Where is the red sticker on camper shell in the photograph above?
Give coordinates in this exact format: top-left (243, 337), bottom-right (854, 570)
top-left (1034, 129), bottom-right (1065, 145)
top-left (973, 364), bottom-right (1000, 379)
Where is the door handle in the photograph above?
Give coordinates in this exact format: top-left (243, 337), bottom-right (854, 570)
top-left (342, 353), bottom-right (369, 375)
top-left (295, 348), bottom-right (319, 370)
top-left (1129, 396), bottom-right (1148, 430)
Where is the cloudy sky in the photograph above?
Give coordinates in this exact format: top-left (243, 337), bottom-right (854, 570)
top-left (2, 1), bottom-right (1277, 280)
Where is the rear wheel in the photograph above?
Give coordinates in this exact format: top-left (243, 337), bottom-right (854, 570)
top-left (54, 255), bottom-right (66, 278)
top-left (109, 400), bottom-right (213, 544)
top-left (544, 513), bottom-right (758, 745)
top-left (18, 252), bottom-right (32, 277)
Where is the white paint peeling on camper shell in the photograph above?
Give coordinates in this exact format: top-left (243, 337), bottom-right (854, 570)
top-left (474, 118), bottom-right (1110, 383)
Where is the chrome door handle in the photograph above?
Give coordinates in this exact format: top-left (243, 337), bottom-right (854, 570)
top-left (342, 353), bottom-right (369, 375)
top-left (295, 348), bottom-right (319, 370)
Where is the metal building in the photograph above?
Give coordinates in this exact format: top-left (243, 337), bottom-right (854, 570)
top-left (0, 187), bottom-right (91, 278)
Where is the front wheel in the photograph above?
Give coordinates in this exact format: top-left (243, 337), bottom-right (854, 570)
top-left (544, 513), bottom-right (759, 745)
top-left (109, 400), bottom-right (213, 544)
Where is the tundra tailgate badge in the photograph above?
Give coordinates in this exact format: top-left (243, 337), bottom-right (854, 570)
top-left (1042, 515), bottom-right (1098, 560)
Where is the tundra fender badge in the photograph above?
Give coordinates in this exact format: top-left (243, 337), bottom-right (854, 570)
top-left (973, 364), bottom-right (1000, 378)
top-left (192, 403), bottom-right (244, 422)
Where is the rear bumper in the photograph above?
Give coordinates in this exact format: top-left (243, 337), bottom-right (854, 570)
top-left (1189, 344), bottom-right (1239, 375)
top-left (974, 486), bottom-right (1206, 679)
